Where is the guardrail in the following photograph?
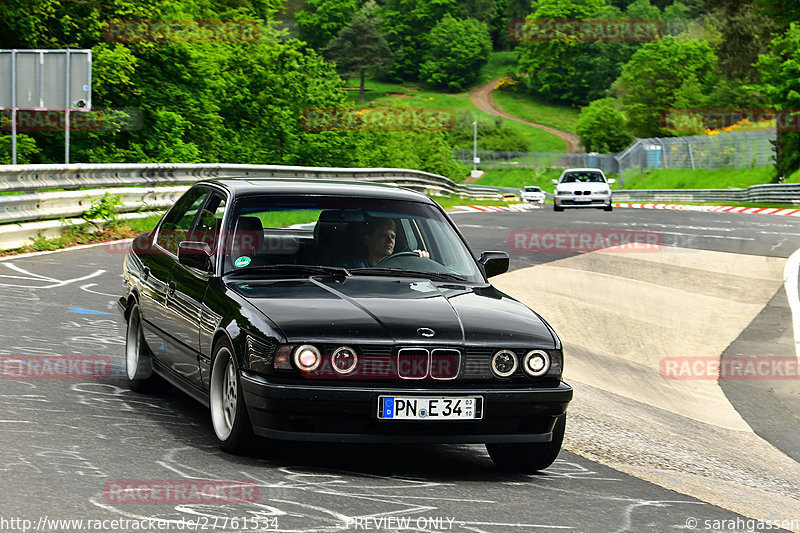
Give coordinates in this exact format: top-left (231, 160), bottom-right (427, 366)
top-left (0, 163), bottom-right (502, 250)
top-left (613, 183), bottom-right (800, 205)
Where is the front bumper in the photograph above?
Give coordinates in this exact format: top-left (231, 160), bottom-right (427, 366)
top-left (555, 195), bottom-right (611, 207)
top-left (240, 373), bottom-right (573, 443)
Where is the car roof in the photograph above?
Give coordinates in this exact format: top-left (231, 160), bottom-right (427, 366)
top-left (196, 177), bottom-right (436, 203)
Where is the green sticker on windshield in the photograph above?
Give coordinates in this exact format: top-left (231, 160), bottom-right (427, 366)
top-left (234, 256), bottom-right (251, 268)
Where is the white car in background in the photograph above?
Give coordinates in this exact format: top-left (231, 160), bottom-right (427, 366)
top-left (552, 168), bottom-right (615, 212)
top-left (520, 186), bottom-right (546, 205)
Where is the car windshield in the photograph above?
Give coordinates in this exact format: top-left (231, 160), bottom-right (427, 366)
top-left (222, 195), bottom-right (483, 282)
top-left (561, 172), bottom-right (605, 183)
top-left (524, 187), bottom-right (541, 192)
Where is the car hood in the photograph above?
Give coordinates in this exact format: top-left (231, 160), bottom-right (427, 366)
top-left (229, 276), bottom-right (556, 347)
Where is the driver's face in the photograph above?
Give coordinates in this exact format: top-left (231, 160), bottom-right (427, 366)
top-left (365, 224), bottom-right (396, 259)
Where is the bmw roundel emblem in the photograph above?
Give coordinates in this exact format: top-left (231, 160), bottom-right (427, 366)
top-left (417, 327), bottom-right (435, 337)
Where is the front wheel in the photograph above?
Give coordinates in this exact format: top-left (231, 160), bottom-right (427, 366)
top-left (553, 204), bottom-right (563, 212)
top-left (486, 414), bottom-right (566, 473)
top-left (209, 341), bottom-right (253, 454)
top-left (603, 204), bottom-right (613, 212)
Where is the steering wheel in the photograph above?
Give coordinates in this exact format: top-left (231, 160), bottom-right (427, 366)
top-left (376, 251), bottom-right (422, 266)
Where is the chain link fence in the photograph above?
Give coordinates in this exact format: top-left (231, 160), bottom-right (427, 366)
top-left (455, 130), bottom-right (777, 182)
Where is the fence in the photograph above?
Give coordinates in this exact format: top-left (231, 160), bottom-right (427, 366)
top-left (615, 130), bottom-right (775, 176)
top-left (454, 149), bottom-right (620, 174)
top-left (0, 163), bottom-right (502, 250)
top-left (455, 129), bottom-right (777, 181)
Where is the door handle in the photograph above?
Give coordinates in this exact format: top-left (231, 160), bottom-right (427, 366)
top-left (168, 281), bottom-right (176, 296)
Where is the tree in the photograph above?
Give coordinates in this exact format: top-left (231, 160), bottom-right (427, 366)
top-left (707, 0), bottom-right (772, 82)
top-left (576, 98), bottom-right (633, 152)
top-left (515, 0), bottom-right (635, 105)
top-left (615, 36), bottom-right (719, 137)
top-left (754, 0), bottom-right (800, 31)
top-left (420, 15), bottom-right (493, 90)
top-left (324, 3), bottom-right (395, 101)
top-left (295, 0), bottom-right (359, 50)
top-left (380, 0), bottom-right (460, 80)
top-left (757, 22), bottom-right (800, 180)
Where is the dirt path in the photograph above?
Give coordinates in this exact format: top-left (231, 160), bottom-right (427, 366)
top-left (470, 78), bottom-right (583, 153)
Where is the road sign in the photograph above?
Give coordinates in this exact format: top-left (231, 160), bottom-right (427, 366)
top-left (0, 49), bottom-right (92, 164)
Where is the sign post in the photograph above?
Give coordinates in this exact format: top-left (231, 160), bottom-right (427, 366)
top-left (0, 49), bottom-right (92, 164)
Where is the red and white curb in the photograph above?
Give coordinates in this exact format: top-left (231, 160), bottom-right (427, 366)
top-left (452, 204), bottom-right (540, 213)
top-left (614, 203), bottom-right (800, 216)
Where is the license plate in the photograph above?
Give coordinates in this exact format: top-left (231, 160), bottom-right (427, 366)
top-left (574, 197), bottom-right (591, 202)
top-left (378, 396), bottom-right (482, 420)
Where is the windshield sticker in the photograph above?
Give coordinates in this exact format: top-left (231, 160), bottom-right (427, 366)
top-left (234, 256), bottom-right (251, 268)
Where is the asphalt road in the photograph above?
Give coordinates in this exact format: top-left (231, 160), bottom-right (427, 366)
top-left (0, 206), bottom-right (798, 533)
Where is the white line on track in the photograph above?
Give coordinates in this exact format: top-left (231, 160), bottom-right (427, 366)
top-left (784, 247), bottom-right (800, 362)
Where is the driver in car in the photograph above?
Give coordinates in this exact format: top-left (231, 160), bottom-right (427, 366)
top-left (347, 217), bottom-right (429, 268)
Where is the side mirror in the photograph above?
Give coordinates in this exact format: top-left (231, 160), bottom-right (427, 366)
top-left (479, 251), bottom-right (509, 278)
top-left (608, 178), bottom-right (616, 184)
top-left (551, 179), bottom-right (559, 185)
top-left (178, 241), bottom-right (213, 272)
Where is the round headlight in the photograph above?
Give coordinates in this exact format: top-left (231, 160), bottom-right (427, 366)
top-left (523, 350), bottom-right (550, 377)
top-left (331, 346), bottom-right (358, 375)
top-left (294, 345), bottom-right (321, 372)
top-left (491, 349), bottom-right (518, 378)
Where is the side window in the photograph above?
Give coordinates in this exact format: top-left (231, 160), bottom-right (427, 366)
top-left (190, 194), bottom-right (226, 251)
top-left (157, 188), bottom-right (210, 255)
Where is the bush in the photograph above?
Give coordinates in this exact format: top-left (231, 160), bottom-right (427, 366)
top-left (576, 98), bottom-right (633, 153)
top-left (420, 15), bottom-right (492, 90)
top-left (448, 113), bottom-right (529, 152)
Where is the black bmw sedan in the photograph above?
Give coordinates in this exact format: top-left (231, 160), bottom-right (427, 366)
top-left (119, 178), bottom-right (572, 472)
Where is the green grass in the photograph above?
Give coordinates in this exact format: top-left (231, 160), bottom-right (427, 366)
top-left (492, 91), bottom-right (581, 134)
top-left (786, 168), bottom-right (800, 183)
top-left (472, 167), bottom-right (564, 192)
top-left (343, 77), bottom-right (568, 152)
top-left (619, 167), bottom-right (777, 189)
top-left (476, 51), bottom-right (518, 86)
top-left (125, 214), bottom-right (163, 233)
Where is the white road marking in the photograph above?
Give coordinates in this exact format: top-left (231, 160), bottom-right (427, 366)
top-left (0, 263), bottom-right (105, 289)
top-left (784, 247), bottom-right (800, 362)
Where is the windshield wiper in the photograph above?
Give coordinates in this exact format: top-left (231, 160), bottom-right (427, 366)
top-left (350, 268), bottom-right (466, 282)
top-left (227, 264), bottom-right (350, 278)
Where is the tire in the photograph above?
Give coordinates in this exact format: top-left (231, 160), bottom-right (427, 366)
top-left (553, 204), bottom-right (563, 212)
top-left (125, 303), bottom-right (156, 392)
top-left (604, 204), bottom-right (613, 212)
top-left (486, 414), bottom-right (566, 473)
top-left (209, 341), bottom-right (253, 454)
